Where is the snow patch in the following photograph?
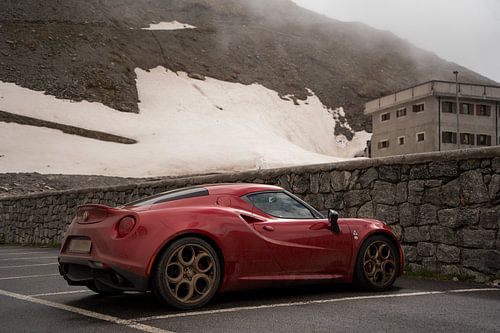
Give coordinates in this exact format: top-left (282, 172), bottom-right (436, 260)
top-left (0, 66), bottom-right (370, 177)
top-left (142, 21), bottom-right (196, 31)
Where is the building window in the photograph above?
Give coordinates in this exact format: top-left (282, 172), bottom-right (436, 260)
top-left (477, 134), bottom-right (491, 146)
top-left (460, 133), bottom-right (475, 145)
top-left (442, 101), bottom-right (456, 114)
top-left (381, 112), bottom-right (390, 122)
top-left (378, 140), bottom-right (389, 149)
top-left (416, 132), bottom-right (425, 142)
top-left (413, 103), bottom-right (425, 113)
top-left (460, 103), bottom-right (474, 115)
top-left (476, 104), bottom-right (491, 117)
top-left (442, 131), bottom-right (457, 144)
top-left (396, 108), bottom-right (407, 118)
top-left (398, 136), bottom-right (405, 145)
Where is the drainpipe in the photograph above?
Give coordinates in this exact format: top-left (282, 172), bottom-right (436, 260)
top-left (454, 71), bottom-right (461, 149)
top-left (496, 101), bottom-right (499, 146)
top-left (438, 96), bottom-right (441, 151)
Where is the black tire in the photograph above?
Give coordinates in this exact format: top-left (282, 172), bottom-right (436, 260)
top-left (86, 281), bottom-right (123, 296)
top-left (152, 237), bottom-right (222, 310)
top-left (354, 235), bottom-right (399, 291)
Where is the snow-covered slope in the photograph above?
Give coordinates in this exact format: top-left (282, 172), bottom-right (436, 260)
top-left (0, 66), bottom-right (370, 177)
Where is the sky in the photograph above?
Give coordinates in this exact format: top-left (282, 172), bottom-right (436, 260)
top-left (292, 0), bottom-right (500, 83)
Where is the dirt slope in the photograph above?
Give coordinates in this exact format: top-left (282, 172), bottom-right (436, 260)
top-left (0, 0), bottom-right (495, 135)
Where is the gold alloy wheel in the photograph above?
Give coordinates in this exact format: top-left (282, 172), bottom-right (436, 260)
top-left (165, 244), bottom-right (217, 304)
top-left (362, 240), bottom-right (397, 287)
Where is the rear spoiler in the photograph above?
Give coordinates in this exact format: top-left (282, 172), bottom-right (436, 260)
top-left (76, 204), bottom-right (131, 224)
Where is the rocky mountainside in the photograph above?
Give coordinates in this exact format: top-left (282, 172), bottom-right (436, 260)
top-left (0, 0), bottom-right (495, 135)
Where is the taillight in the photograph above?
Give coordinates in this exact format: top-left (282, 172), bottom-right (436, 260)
top-left (116, 216), bottom-right (136, 238)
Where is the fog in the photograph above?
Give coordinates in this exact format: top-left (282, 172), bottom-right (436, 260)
top-left (293, 0), bottom-right (500, 83)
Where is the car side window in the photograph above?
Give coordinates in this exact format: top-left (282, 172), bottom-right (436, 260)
top-left (246, 192), bottom-right (315, 219)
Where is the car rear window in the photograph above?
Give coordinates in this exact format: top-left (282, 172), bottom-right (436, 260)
top-left (125, 187), bottom-right (209, 207)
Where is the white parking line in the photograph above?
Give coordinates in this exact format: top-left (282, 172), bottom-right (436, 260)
top-left (134, 288), bottom-right (500, 322)
top-left (29, 290), bottom-right (91, 297)
top-left (0, 256), bottom-right (57, 261)
top-left (0, 251), bottom-right (50, 256)
top-left (0, 288), bottom-right (174, 333)
top-left (0, 263), bottom-right (58, 269)
top-left (0, 273), bottom-right (59, 280)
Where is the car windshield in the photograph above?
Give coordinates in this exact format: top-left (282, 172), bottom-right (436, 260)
top-left (124, 187), bottom-right (209, 207)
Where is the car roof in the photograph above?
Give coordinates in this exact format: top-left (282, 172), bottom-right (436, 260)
top-left (204, 183), bottom-right (284, 196)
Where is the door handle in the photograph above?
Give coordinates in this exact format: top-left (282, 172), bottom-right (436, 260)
top-left (263, 225), bottom-right (274, 232)
top-left (309, 222), bottom-right (329, 230)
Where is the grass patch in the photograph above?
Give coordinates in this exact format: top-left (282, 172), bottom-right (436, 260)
top-left (404, 268), bottom-right (476, 283)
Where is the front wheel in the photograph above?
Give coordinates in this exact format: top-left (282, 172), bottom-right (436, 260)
top-left (354, 235), bottom-right (399, 291)
top-left (152, 237), bottom-right (221, 310)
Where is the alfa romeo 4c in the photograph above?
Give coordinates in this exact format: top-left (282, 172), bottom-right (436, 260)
top-left (59, 183), bottom-right (403, 310)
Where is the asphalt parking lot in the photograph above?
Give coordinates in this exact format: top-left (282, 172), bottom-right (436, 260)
top-left (0, 245), bottom-right (499, 333)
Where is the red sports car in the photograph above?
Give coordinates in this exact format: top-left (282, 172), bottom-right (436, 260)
top-left (59, 183), bottom-right (403, 310)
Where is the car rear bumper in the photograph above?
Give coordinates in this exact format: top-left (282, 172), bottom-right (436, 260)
top-left (58, 255), bottom-right (149, 292)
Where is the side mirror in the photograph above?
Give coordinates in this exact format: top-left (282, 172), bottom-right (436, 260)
top-left (328, 209), bottom-right (340, 234)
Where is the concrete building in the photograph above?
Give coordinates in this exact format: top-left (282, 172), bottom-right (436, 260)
top-left (364, 80), bottom-right (500, 158)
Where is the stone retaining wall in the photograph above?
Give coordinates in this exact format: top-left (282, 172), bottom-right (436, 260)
top-left (1, 147), bottom-right (499, 281)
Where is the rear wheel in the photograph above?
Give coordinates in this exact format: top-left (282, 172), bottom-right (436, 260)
top-left (354, 235), bottom-right (399, 291)
top-left (152, 237), bottom-right (221, 310)
top-left (86, 281), bottom-right (123, 296)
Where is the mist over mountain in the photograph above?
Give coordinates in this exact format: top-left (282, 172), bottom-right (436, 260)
top-left (1, 0), bottom-right (494, 135)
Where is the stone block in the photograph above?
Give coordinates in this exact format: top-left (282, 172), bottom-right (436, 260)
top-left (492, 157), bottom-right (500, 173)
top-left (417, 242), bottom-right (436, 257)
top-left (456, 208), bottom-right (479, 227)
top-left (358, 168), bottom-right (378, 188)
top-left (395, 182), bottom-right (407, 204)
top-left (390, 225), bottom-right (403, 241)
top-left (379, 165), bottom-right (401, 182)
top-left (440, 264), bottom-right (461, 276)
top-left (371, 181), bottom-right (396, 205)
top-left (423, 187), bottom-right (441, 205)
top-left (292, 174), bottom-right (309, 194)
top-left (330, 171), bottom-right (350, 191)
top-left (437, 209), bottom-right (452, 228)
top-left (459, 170), bottom-right (489, 204)
top-left (429, 161), bottom-right (458, 177)
top-left (409, 164), bottom-right (430, 180)
top-left (430, 226), bottom-right (456, 244)
top-left (460, 159), bottom-right (480, 171)
top-left (488, 174), bottom-right (500, 201)
top-left (318, 172), bottom-right (330, 193)
top-left (399, 203), bottom-right (416, 227)
top-left (457, 229), bottom-right (496, 249)
top-left (343, 189), bottom-right (370, 207)
top-left (436, 244), bottom-right (460, 263)
top-left (408, 180), bottom-right (425, 204)
top-left (479, 208), bottom-right (499, 229)
top-left (440, 179), bottom-right (460, 207)
top-left (416, 204), bottom-right (438, 225)
top-left (324, 193), bottom-right (343, 210)
top-left (357, 201), bottom-right (374, 218)
top-left (303, 194), bottom-right (324, 211)
top-left (375, 204), bottom-right (398, 225)
top-left (403, 245), bottom-right (417, 262)
top-left (404, 226), bottom-right (430, 242)
top-left (310, 173), bottom-right (320, 194)
top-left (462, 249), bottom-right (490, 273)
top-left (346, 170), bottom-right (361, 190)
top-left (422, 258), bottom-right (439, 272)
